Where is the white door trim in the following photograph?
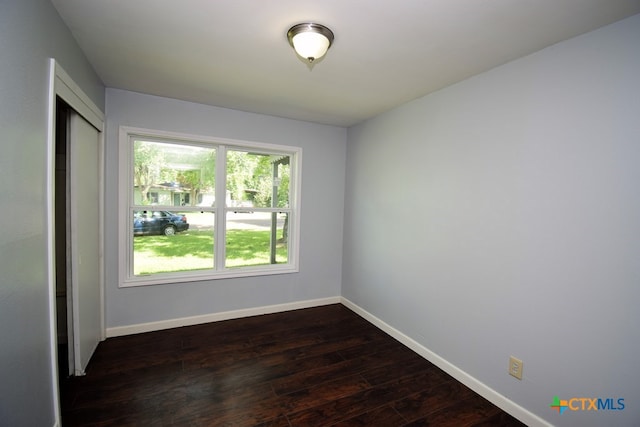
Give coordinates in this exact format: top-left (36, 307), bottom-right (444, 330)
top-left (46, 58), bottom-right (105, 426)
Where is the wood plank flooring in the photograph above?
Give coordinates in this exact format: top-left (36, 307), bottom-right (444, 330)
top-left (60, 304), bottom-right (526, 426)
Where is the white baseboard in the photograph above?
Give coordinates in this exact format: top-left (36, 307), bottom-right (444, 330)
top-left (106, 296), bottom-right (341, 338)
top-left (340, 297), bottom-right (551, 427)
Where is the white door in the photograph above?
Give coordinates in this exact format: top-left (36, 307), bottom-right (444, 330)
top-left (68, 111), bottom-right (102, 375)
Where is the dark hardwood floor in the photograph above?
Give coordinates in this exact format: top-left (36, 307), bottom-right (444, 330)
top-left (60, 304), bottom-right (526, 426)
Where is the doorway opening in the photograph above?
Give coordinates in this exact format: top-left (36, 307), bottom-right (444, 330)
top-left (55, 97), bottom-right (71, 383)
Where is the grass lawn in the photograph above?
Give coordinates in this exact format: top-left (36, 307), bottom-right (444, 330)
top-left (133, 229), bottom-right (288, 275)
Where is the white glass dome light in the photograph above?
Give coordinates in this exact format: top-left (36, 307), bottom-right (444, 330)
top-left (287, 23), bottom-right (334, 63)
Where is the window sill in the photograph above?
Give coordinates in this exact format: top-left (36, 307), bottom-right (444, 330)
top-left (120, 264), bottom-right (299, 288)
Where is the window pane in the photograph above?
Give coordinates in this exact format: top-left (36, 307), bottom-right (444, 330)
top-left (226, 151), bottom-right (290, 209)
top-left (133, 140), bottom-right (216, 207)
top-left (225, 211), bottom-right (289, 268)
top-left (133, 211), bottom-right (215, 275)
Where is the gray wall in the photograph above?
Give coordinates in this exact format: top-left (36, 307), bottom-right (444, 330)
top-left (0, 0), bottom-right (104, 425)
top-left (343, 14), bottom-right (640, 427)
top-left (104, 89), bottom-right (346, 328)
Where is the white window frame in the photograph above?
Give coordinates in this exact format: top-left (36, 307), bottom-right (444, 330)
top-left (118, 126), bottom-right (301, 287)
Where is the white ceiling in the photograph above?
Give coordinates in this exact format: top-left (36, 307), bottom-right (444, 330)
top-left (51, 0), bottom-right (640, 127)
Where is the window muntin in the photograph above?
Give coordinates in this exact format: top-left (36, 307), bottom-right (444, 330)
top-left (120, 128), bottom-right (300, 286)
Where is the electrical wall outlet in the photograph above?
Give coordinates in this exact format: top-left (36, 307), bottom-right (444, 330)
top-left (509, 356), bottom-right (523, 380)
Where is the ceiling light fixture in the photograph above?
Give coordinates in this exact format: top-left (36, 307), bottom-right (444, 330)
top-left (287, 23), bottom-right (334, 64)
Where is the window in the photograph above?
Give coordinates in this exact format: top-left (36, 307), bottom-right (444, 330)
top-left (119, 127), bottom-right (301, 287)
